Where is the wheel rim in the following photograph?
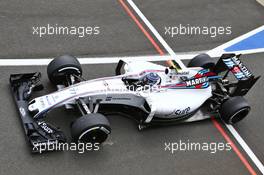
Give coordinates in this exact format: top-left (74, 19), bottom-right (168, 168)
top-left (54, 68), bottom-right (81, 77)
top-left (229, 107), bottom-right (250, 124)
top-left (78, 126), bottom-right (110, 143)
top-left (58, 67), bottom-right (81, 73)
top-left (51, 67), bottom-right (81, 83)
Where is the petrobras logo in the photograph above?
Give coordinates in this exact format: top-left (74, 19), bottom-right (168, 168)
top-left (186, 77), bottom-right (208, 87)
top-left (174, 107), bottom-right (191, 116)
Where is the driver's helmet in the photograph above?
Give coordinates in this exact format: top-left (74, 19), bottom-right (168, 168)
top-left (142, 72), bottom-right (161, 86)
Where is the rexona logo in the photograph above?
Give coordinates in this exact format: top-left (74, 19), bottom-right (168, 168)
top-left (186, 77), bottom-right (208, 87)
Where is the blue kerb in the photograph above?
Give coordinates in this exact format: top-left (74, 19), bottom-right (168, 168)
top-left (225, 30), bottom-right (264, 52)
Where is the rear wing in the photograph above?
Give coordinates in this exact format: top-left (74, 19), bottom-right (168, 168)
top-left (214, 54), bottom-right (260, 96)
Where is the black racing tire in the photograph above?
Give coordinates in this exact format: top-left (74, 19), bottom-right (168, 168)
top-left (71, 113), bottom-right (111, 144)
top-left (47, 55), bottom-right (82, 85)
top-left (219, 96), bottom-right (251, 124)
top-left (188, 53), bottom-right (215, 69)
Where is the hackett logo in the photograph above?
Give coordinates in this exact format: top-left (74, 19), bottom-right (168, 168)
top-left (186, 77), bottom-right (208, 86)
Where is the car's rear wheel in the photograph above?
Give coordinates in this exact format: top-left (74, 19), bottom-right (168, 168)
top-left (219, 96), bottom-right (250, 124)
top-left (47, 55), bottom-right (82, 85)
top-left (71, 113), bottom-right (111, 143)
top-left (188, 53), bottom-right (215, 69)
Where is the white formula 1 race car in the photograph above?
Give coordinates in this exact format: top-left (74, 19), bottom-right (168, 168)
top-left (10, 54), bottom-right (259, 152)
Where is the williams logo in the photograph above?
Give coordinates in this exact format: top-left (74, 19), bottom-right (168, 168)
top-left (186, 77), bottom-right (208, 87)
top-left (19, 107), bottom-right (26, 117)
top-left (38, 121), bottom-right (53, 134)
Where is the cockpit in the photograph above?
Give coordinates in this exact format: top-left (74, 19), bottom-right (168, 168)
top-left (122, 71), bottom-right (161, 91)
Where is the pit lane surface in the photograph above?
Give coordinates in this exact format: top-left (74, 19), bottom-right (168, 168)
top-left (0, 0), bottom-right (263, 175)
top-left (0, 0), bottom-right (263, 59)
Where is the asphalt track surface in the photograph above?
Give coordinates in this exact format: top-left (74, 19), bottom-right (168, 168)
top-left (0, 0), bottom-right (263, 59)
top-left (0, 1), bottom-right (264, 175)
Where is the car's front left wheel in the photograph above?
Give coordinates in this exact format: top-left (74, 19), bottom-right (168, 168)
top-left (47, 55), bottom-right (82, 85)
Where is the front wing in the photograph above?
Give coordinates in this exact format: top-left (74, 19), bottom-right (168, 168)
top-left (9, 73), bottom-right (66, 153)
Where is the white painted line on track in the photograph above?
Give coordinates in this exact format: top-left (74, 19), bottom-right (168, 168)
top-left (256, 0), bottom-right (264, 7)
top-left (125, 0), bottom-right (264, 173)
top-left (224, 48), bottom-right (264, 55)
top-left (0, 52), bottom-right (203, 66)
top-left (126, 0), bottom-right (186, 69)
top-left (0, 47), bottom-right (262, 66)
top-left (225, 124), bottom-right (264, 174)
top-left (0, 48), bottom-right (261, 66)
